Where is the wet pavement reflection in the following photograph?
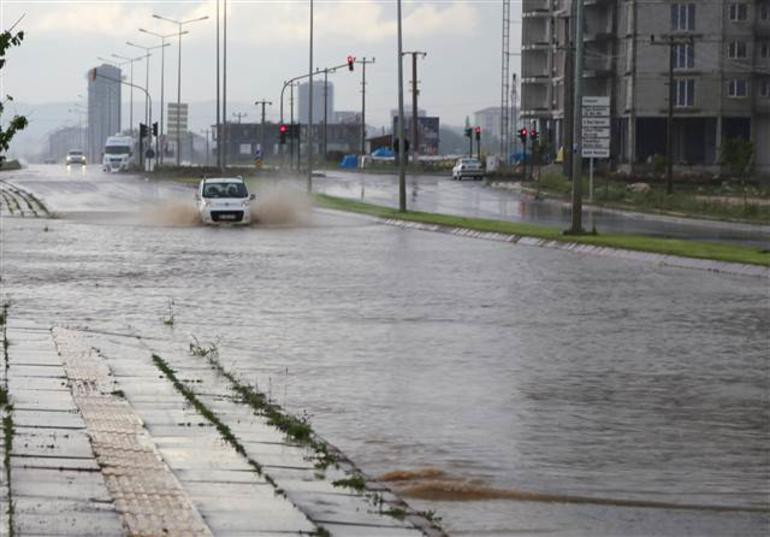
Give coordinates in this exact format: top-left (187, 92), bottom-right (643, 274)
top-left (1, 165), bottom-right (768, 536)
top-left (314, 171), bottom-right (770, 249)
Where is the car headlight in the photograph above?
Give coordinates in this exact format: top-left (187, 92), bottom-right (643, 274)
top-left (203, 200), bottom-right (211, 207)
top-left (241, 200), bottom-right (250, 207)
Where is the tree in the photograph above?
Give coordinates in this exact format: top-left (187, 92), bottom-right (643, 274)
top-left (720, 138), bottom-right (754, 179)
top-left (0, 22), bottom-right (27, 167)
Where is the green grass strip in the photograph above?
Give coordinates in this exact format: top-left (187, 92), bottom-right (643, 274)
top-left (315, 194), bottom-right (770, 267)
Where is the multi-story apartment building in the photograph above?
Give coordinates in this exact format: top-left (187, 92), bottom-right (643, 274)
top-left (86, 64), bottom-right (121, 163)
top-left (521, 0), bottom-right (770, 173)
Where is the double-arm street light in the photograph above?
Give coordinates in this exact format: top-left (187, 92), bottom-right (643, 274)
top-left (152, 13), bottom-right (209, 166)
top-left (138, 27), bottom-right (188, 165)
top-left (111, 53), bottom-right (144, 136)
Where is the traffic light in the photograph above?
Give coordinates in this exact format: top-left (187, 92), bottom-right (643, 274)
top-left (475, 127), bottom-right (481, 141)
top-left (530, 128), bottom-right (539, 142)
top-left (518, 127), bottom-right (528, 143)
top-left (139, 123), bottom-right (148, 138)
top-left (279, 124), bottom-right (288, 144)
top-left (347, 55), bottom-right (355, 71)
top-left (152, 122), bottom-right (158, 136)
top-left (464, 128), bottom-right (473, 138)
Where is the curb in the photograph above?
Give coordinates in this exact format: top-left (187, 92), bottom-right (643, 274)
top-left (380, 218), bottom-right (770, 278)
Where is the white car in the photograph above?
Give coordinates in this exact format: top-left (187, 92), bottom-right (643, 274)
top-left (196, 177), bottom-right (255, 225)
top-left (452, 158), bottom-right (484, 181)
top-left (65, 150), bottom-right (86, 166)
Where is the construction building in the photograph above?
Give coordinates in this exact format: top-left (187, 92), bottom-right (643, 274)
top-left (521, 0), bottom-right (770, 173)
top-left (86, 64), bottom-right (121, 163)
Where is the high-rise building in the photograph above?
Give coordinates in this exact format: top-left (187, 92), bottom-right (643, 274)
top-left (521, 0), bottom-right (770, 172)
top-left (298, 80), bottom-right (334, 125)
top-left (86, 64), bottom-right (121, 162)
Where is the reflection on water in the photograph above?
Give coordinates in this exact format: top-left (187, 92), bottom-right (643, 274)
top-left (1, 167), bottom-right (768, 536)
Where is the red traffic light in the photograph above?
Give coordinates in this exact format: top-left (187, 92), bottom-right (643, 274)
top-left (518, 127), bottom-right (528, 139)
top-left (475, 127), bottom-right (481, 134)
top-left (279, 124), bottom-right (288, 133)
top-left (347, 55), bottom-right (355, 71)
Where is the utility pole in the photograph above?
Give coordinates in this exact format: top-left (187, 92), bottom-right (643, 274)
top-left (290, 83), bottom-right (296, 170)
top-left (396, 0), bottom-right (406, 211)
top-left (322, 68), bottom-right (329, 162)
top-left (356, 57), bottom-right (375, 156)
top-left (232, 112), bottom-right (247, 123)
top-left (501, 0), bottom-right (511, 161)
top-left (569, 0), bottom-right (585, 234)
top-left (223, 0), bottom-right (228, 170)
top-left (403, 51), bottom-right (426, 164)
top-left (651, 34), bottom-right (698, 194)
top-left (216, 0), bottom-right (221, 170)
top-left (254, 100), bottom-right (272, 162)
top-left (307, 0), bottom-right (314, 192)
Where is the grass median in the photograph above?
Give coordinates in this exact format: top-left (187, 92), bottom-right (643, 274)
top-left (314, 194), bottom-right (770, 267)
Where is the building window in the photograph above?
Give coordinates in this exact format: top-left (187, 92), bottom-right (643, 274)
top-left (728, 3), bottom-right (748, 22)
top-left (728, 79), bottom-right (748, 98)
top-left (760, 2), bottom-right (769, 20)
top-left (671, 3), bottom-right (695, 31)
top-left (674, 43), bottom-right (695, 69)
top-left (675, 79), bottom-right (695, 107)
top-left (728, 40), bottom-right (747, 59)
top-left (761, 80), bottom-right (770, 98)
top-left (762, 41), bottom-right (770, 59)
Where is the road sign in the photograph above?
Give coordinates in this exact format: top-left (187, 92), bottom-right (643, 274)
top-left (581, 96), bottom-right (610, 158)
top-left (166, 103), bottom-right (189, 136)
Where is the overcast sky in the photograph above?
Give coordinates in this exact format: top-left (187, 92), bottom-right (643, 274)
top-left (2, 0), bottom-right (522, 129)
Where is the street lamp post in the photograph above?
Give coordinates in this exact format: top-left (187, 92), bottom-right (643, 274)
top-left (139, 28), bottom-right (188, 166)
top-left (307, 0), bottom-right (314, 192)
top-left (112, 54), bottom-right (143, 136)
top-left (153, 12), bottom-right (209, 166)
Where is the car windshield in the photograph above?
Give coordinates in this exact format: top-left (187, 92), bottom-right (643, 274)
top-left (68, 151), bottom-right (83, 156)
top-left (105, 146), bottom-right (131, 155)
top-left (202, 182), bottom-right (248, 199)
top-left (463, 159), bottom-right (479, 165)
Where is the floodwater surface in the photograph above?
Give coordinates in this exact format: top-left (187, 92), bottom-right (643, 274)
top-left (1, 166), bottom-right (768, 536)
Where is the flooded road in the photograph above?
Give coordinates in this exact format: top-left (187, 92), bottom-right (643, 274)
top-left (1, 165), bottom-right (768, 536)
top-left (314, 170), bottom-right (770, 249)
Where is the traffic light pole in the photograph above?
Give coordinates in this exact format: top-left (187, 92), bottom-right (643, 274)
top-left (279, 60), bottom-right (352, 170)
top-left (396, 0), bottom-right (406, 212)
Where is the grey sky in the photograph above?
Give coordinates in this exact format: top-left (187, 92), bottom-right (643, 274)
top-left (2, 1), bottom-right (522, 129)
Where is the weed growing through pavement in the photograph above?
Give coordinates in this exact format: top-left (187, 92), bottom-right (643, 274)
top-left (332, 474), bottom-right (367, 492)
top-left (163, 298), bottom-right (176, 326)
top-left (187, 337), bottom-right (337, 469)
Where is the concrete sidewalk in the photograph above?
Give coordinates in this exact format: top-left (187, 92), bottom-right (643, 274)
top-left (2, 320), bottom-right (442, 536)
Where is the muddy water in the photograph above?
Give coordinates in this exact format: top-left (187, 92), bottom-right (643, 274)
top-left (1, 166), bottom-right (769, 536)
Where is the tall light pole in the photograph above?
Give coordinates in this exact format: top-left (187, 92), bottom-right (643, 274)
top-left (112, 53), bottom-right (143, 136)
top-left (396, 0), bottom-right (406, 211)
top-left (139, 28), bottom-right (188, 166)
top-left (126, 41), bottom-right (168, 132)
top-left (153, 12), bottom-right (209, 166)
top-left (307, 0), bottom-right (314, 192)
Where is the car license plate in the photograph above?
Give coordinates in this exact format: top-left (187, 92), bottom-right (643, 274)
top-left (219, 214), bottom-right (235, 220)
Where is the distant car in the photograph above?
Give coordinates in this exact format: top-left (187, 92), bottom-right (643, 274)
top-left (65, 150), bottom-right (86, 166)
top-left (196, 177), bottom-right (255, 225)
top-left (452, 158), bottom-right (483, 181)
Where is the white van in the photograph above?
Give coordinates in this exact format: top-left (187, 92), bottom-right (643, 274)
top-left (102, 136), bottom-right (135, 172)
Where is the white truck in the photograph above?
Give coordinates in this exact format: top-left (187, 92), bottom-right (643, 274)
top-left (102, 135), bottom-right (135, 172)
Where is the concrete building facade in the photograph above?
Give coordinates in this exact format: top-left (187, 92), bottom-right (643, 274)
top-left (521, 0), bottom-right (770, 173)
top-left (86, 64), bottom-right (121, 163)
top-left (474, 107), bottom-right (504, 140)
top-left (298, 80), bottom-right (334, 125)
